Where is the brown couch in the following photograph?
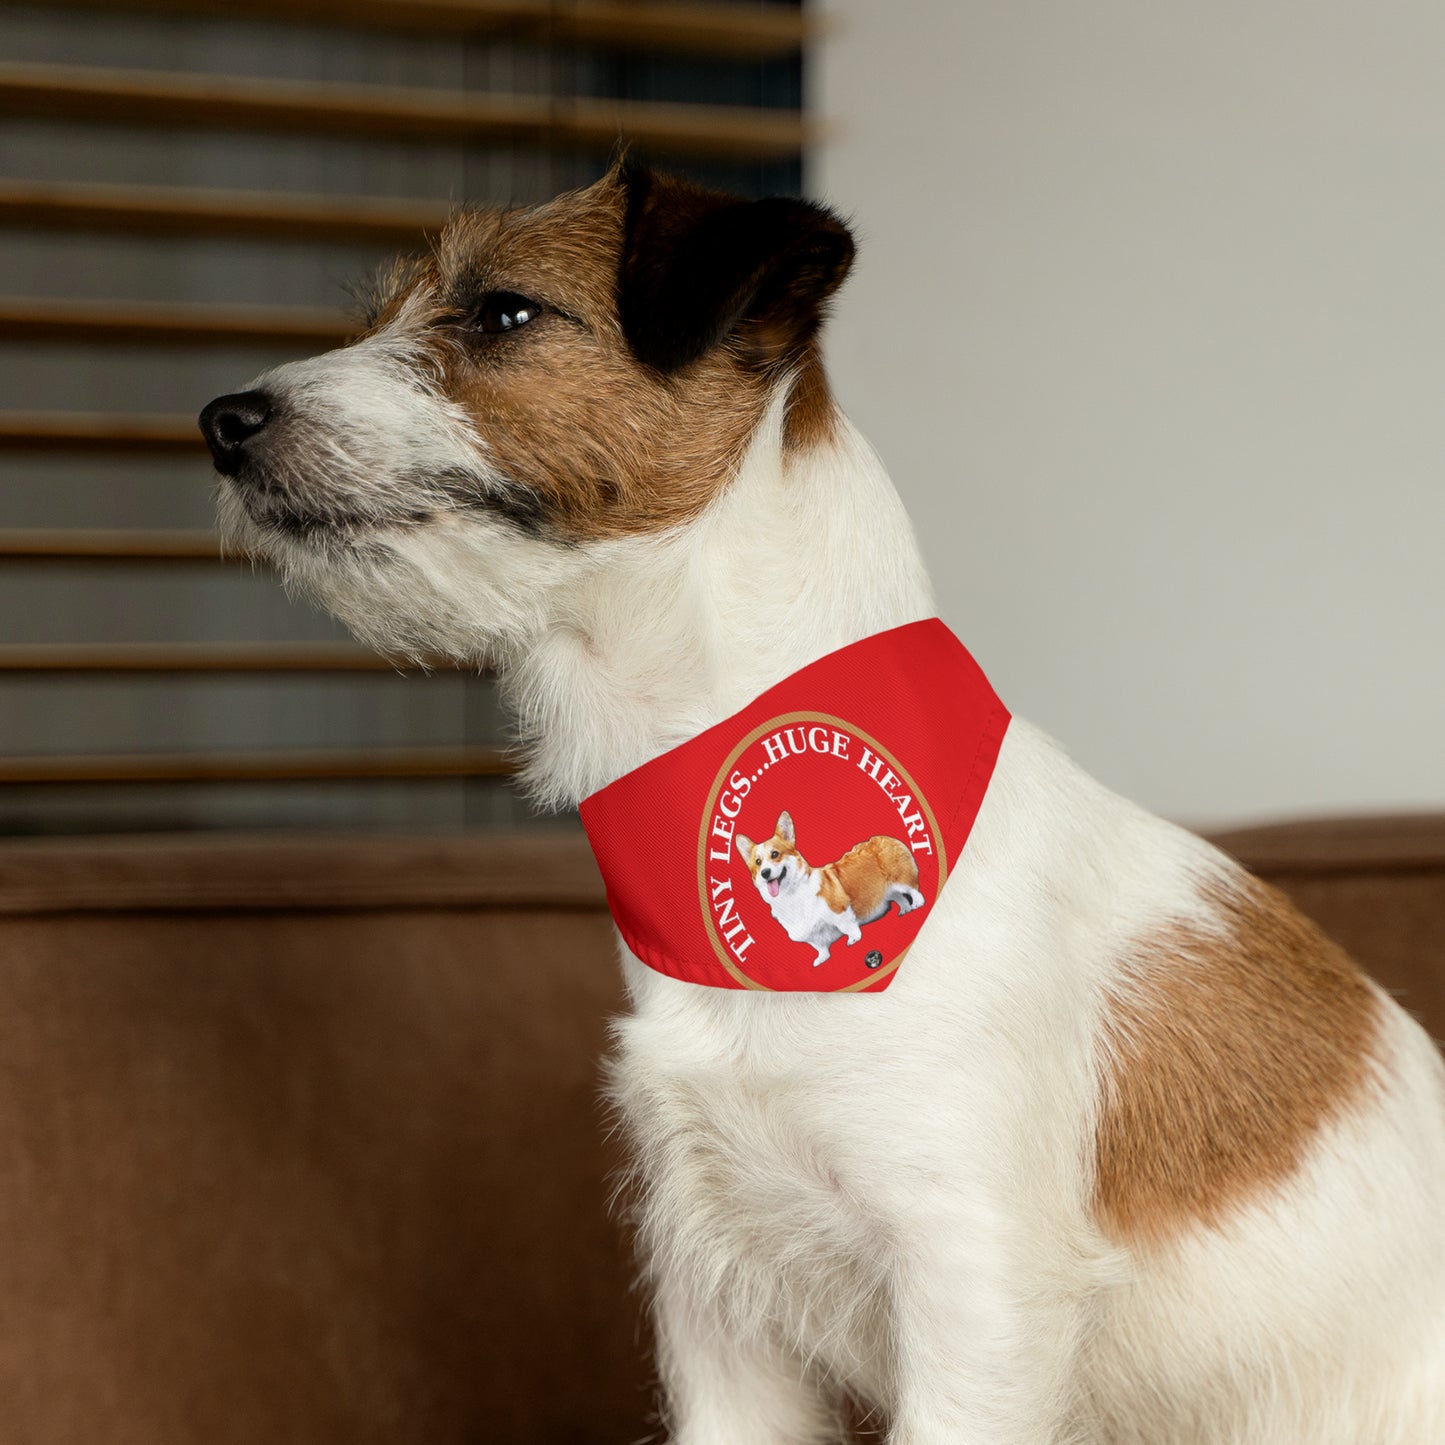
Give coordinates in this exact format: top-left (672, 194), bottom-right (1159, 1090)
top-left (0, 818), bottom-right (1440, 1443)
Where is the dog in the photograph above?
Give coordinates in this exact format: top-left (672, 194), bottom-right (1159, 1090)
top-left (738, 810), bottom-right (924, 966)
top-left (200, 161), bottom-right (1445, 1443)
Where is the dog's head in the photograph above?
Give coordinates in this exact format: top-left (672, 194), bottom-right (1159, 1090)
top-left (735, 810), bottom-right (804, 900)
top-left (199, 162), bottom-right (854, 661)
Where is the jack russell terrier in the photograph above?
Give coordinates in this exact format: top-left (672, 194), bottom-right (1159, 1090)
top-left (200, 162), bottom-right (1445, 1444)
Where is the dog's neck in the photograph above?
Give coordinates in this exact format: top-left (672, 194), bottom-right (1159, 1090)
top-left (502, 393), bottom-right (936, 809)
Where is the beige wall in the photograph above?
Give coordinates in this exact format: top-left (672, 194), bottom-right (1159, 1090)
top-left (814, 2), bottom-right (1445, 827)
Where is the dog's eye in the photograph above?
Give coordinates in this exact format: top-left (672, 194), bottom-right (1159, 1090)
top-left (770, 850), bottom-right (779, 860)
top-left (471, 291), bottom-right (542, 334)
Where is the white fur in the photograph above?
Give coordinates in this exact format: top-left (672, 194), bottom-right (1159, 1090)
top-left (218, 350), bottom-right (1445, 1443)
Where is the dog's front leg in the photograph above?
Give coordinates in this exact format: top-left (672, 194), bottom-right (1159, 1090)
top-left (882, 1223), bottom-right (1090, 1445)
top-left (653, 1274), bottom-right (844, 1445)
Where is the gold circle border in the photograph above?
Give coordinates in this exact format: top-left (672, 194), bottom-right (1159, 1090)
top-left (695, 711), bottom-right (949, 992)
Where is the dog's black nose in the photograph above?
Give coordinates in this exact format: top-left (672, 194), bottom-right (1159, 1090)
top-left (199, 390), bottom-right (272, 475)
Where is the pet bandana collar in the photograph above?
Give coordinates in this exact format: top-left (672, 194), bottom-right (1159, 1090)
top-left (579, 619), bottom-right (1010, 993)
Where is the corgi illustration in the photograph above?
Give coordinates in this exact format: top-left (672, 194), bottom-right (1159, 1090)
top-left (736, 811), bottom-right (925, 967)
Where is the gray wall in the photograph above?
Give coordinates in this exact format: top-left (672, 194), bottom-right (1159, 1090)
top-left (815, 0), bottom-right (1445, 828)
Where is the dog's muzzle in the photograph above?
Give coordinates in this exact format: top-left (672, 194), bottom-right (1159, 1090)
top-left (199, 390), bottom-right (273, 476)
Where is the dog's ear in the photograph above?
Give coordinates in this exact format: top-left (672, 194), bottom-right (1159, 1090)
top-left (776, 811), bottom-right (795, 845)
top-left (617, 161), bottom-right (855, 374)
top-left (735, 833), bottom-right (754, 864)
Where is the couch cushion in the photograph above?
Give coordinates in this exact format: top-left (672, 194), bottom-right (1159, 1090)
top-left (0, 832), bottom-right (650, 1445)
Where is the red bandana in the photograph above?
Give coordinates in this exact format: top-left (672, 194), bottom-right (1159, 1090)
top-left (579, 619), bottom-right (1010, 992)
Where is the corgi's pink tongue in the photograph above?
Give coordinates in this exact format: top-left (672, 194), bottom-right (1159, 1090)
top-left (767, 879), bottom-right (780, 898)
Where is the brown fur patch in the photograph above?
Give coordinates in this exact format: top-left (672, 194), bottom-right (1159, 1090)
top-left (365, 171), bottom-right (839, 543)
top-left (782, 344), bottom-right (840, 454)
top-left (817, 837), bottom-right (917, 918)
top-left (1093, 873), bottom-right (1382, 1247)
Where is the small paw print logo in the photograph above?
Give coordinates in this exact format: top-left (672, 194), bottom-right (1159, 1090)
top-left (865, 950), bottom-right (884, 970)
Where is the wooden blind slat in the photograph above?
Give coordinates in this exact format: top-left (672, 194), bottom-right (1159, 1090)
top-left (0, 62), bottom-right (811, 161)
top-left (0, 180), bottom-right (448, 245)
top-left (0, 745), bottom-right (513, 783)
top-left (0, 529), bottom-right (227, 561)
top-left (0, 0), bottom-right (809, 58)
top-left (0, 412), bottom-right (202, 452)
top-left (0, 643), bottom-right (430, 672)
top-left (0, 297), bottom-right (353, 348)
top-left (544, 0), bottom-right (810, 57)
